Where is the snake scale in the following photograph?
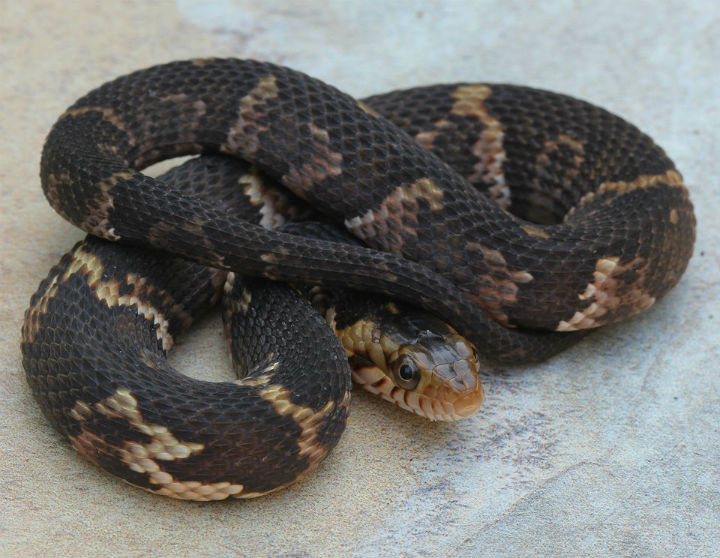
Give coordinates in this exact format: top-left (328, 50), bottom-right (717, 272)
top-left (22, 58), bottom-right (695, 500)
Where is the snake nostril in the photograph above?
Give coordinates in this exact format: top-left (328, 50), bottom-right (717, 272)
top-left (450, 371), bottom-right (477, 393)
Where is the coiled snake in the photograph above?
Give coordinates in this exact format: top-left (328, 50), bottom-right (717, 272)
top-left (22, 58), bottom-right (695, 500)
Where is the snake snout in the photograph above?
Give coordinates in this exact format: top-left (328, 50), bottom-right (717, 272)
top-left (429, 355), bottom-right (484, 419)
top-left (452, 389), bottom-right (485, 418)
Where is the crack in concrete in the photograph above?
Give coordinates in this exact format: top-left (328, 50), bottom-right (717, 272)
top-left (456, 449), bottom-right (616, 550)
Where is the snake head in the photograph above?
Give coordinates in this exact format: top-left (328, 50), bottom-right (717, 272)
top-left (337, 306), bottom-right (484, 421)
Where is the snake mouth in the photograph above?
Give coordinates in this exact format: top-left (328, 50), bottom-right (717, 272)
top-left (420, 366), bottom-right (484, 420)
top-left (444, 382), bottom-right (485, 418)
top-left (351, 365), bottom-right (484, 421)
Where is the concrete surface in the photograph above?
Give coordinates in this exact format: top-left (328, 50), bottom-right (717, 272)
top-left (1, 1), bottom-right (718, 556)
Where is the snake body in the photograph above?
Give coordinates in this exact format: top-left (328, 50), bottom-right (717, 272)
top-left (22, 58), bottom-right (695, 499)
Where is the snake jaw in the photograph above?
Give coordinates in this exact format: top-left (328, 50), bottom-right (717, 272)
top-left (337, 310), bottom-right (485, 420)
top-left (419, 352), bottom-right (484, 420)
top-left (409, 331), bottom-right (484, 420)
top-left (428, 368), bottom-right (484, 419)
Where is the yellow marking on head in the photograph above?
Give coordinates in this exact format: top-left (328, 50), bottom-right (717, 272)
top-left (337, 318), bottom-right (395, 372)
top-left (380, 334), bottom-right (400, 357)
top-left (340, 319), bottom-right (377, 356)
top-left (338, 317), bottom-right (484, 420)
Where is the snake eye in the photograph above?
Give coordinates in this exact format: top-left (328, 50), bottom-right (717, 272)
top-left (393, 358), bottom-right (420, 391)
top-left (471, 347), bottom-right (480, 362)
top-left (399, 364), bottom-right (414, 380)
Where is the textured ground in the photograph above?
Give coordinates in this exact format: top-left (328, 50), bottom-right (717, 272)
top-left (1, 1), bottom-right (718, 557)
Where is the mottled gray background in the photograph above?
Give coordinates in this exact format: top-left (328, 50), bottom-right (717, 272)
top-left (1, 1), bottom-right (718, 557)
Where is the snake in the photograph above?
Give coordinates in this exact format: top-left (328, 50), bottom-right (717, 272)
top-left (21, 58), bottom-right (695, 500)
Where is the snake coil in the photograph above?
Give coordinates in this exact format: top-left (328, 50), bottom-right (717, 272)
top-left (22, 59), bottom-right (695, 499)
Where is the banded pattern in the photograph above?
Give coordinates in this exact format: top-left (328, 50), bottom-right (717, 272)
top-left (22, 236), bottom-right (351, 499)
top-left (23, 154), bottom-right (484, 499)
top-left (23, 58), bottom-right (695, 498)
top-left (37, 58), bottom-right (695, 362)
